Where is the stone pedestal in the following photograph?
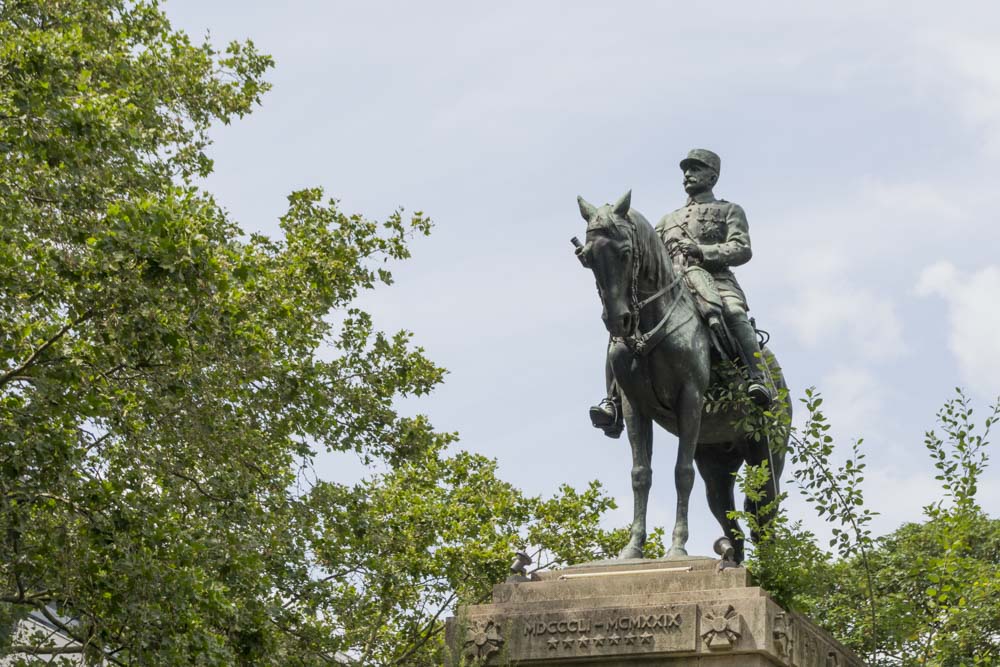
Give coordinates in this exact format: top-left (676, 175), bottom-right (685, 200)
top-left (446, 557), bottom-right (863, 666)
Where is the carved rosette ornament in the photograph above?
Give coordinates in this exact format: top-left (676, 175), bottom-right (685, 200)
top-left (701, 605), bottom-right (742, 650)
top-left (463, 619), bottom-right (503, 662)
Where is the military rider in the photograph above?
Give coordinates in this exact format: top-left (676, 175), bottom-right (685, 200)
top-left (589, 149), bottom-right (772, 438)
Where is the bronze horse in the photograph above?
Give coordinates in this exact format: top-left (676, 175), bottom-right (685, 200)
top-left (576, 190), bottom-right (789, 562)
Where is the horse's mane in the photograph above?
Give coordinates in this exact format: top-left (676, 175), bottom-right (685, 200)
top-left (624, 209), bottom-right (675, 291)
top-left (586, 204), bottom-right (675, 290)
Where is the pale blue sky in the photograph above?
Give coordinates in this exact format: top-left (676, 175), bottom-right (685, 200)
top-left (167, 1), bottom-right (1000, 554)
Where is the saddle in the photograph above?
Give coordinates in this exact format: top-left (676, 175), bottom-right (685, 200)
top-left (681, 266), bottom-right (769, 365)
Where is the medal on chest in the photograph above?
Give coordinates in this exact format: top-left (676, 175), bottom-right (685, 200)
top-left (694, 206), bottom-right (724, 241)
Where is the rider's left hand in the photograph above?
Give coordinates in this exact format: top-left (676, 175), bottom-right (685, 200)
top-left (680, 241), bottom-right (703, 261)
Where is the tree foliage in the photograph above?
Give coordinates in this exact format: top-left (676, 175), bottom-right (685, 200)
top-left (7, 3), bottom-right (996, 666)
top-left (0, 1), bottom-right (632, 664)
top-left (315, 458), bottom-right (661, 665)
top-left (740, 389), bottom-right (1000, 666)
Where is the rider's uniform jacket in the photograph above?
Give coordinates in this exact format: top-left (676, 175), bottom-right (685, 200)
top-left (655, 191), bottom-right (751, 310)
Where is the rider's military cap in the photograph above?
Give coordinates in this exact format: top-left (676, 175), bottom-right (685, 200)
top-left (679, 148), bottom-right (721, 174)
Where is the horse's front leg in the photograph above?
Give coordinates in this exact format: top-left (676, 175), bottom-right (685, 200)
top-left (669, 383), bottom-right (704, 557)
top-left (618, 395), bottom-right (652, 560)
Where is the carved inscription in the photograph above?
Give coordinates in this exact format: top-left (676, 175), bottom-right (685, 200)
top-left (524, 611), bottom-right (682, 641)
top-left (507, 604), bottom-right (696, 660)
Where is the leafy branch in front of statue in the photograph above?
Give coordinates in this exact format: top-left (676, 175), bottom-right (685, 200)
top-left (726, 460), bottom-right (829, 612)
top-left (789, 388), bottom-right (879, 655)
top-left (732, 388), bottom-right (1000, 665)
top-left (806, 390), bottom-right (1000, 666)
top-left (721, 385), bottom-right (832, 612)
top-left (704, 358), bottom-right (883, 655)
top-left (723, 384), bottom-right (878, 654)
top-left (704, 356), bottom-right (792, 448)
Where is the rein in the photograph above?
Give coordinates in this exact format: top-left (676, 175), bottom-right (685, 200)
top-left (616, 224), bottom-right (692, 356)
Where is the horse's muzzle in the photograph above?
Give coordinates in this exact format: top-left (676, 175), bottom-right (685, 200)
top-left (604, 310), bottom-right (634, 338)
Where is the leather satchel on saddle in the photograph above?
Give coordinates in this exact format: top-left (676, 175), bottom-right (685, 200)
top-left (682, 264), bottom-right (738, 362)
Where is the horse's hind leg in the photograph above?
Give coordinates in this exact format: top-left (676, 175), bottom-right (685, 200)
top-left (695, 443), bottom-right (746, 563)
top-left (618, 396), bottom-right (652, 560)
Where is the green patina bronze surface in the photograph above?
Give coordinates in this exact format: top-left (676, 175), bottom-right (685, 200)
top-left (574, 150), bottom-right (790, 563)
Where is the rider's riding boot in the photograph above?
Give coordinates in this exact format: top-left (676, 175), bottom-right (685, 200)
top-left (728, 312), bottom-right (772, 407)
top-left (589, 396), bottom-right (624, 438)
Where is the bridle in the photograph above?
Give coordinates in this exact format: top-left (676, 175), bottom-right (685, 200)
top-left (608, 219), bottom-right (691, 356)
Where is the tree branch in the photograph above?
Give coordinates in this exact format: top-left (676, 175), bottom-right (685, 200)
top-left (32, 602), bottom-right (127, 667)
top-left (8, 644), bottom-right (85, 656)
top-left (791, 431), bottom-right (878, 658)
top-left (0, 309), bottom-right (95, 390)
top-left (392, 591), bottom-right (457, 665)
top-left (168, 469), bottom-right (229, 503)
top-left (0, 588), bottom-right (54, 605)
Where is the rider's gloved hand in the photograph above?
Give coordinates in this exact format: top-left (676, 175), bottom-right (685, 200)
top-left (679, 241), bottom-right (703, 262)
top-left (575, 243), bottom-right (590, 268)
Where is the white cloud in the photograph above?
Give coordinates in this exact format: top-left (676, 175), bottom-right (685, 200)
top-left (763, 174), bottom-right (989, 364)
top-left (816, 366), bottom-right (885, 442)
top-left (777, 246), bottom-right (906, 362)
top-left (924, 33), bottom-right (1000, 155)
top-left (758, 178), bottom-right (969, 268)
top-left (916, 261), bottom-right (1000, 398)
top-left (866, 181), bottom-right (963, 224)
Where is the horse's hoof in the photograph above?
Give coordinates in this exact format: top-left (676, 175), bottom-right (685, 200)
top-left (618, 545), bottom-right (644, 560)
top-left (717, 558), bottom-right (741, 572)
top-left (666, 546), bottom-right (688, 559)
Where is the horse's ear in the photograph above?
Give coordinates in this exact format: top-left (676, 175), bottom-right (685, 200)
top-left (577, 196), bottom-right (598, 222)
top-left (612, 190), bottom-right (632, 216)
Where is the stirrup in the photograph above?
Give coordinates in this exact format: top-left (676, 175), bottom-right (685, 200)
top-left (747, 381), bottom-right (772, 408)
top-left (589, 399), bottom-right (624, 439)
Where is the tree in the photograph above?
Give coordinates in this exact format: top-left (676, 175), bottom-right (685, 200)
top-left (310, 451), bottom-right (664, 666)
top-left (0, 2), bottom-right (637, 664)
top-left (739, 389), bottom-right (1000, 666)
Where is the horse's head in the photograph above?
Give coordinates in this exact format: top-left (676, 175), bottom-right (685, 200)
top-left (577, 190), bottom-right (637, 338)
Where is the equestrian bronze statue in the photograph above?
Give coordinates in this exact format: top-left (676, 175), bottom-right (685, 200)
top-left (573, 150), bottom-right (789, 562)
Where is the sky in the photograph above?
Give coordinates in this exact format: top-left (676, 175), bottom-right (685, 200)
top-left (166, 1), bottom-right (1000, 557)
